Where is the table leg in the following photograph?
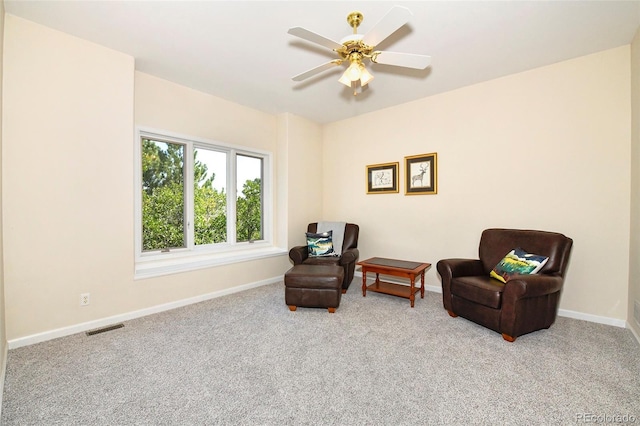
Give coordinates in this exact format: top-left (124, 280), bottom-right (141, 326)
top-left (410, 276), bottom-right (415, 308)
top-left (421, 272), bottom-right (425, 298)
top-left (362, 270), bottom-right (367, 297)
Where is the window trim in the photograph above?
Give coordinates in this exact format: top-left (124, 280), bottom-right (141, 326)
top-left (134, 127), bottom-right (281, 279)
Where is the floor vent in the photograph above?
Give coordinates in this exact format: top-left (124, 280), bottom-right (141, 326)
top-left (86, 323), bottom-right (124, 336)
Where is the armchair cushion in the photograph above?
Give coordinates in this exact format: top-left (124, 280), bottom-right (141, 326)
top-left (452, 276), bottom-right (504, 309)
top-left (489, 248), bottom-right (549, 283)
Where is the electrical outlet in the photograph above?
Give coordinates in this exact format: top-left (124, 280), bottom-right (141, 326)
top-left (80, 293), bottom-right (90, 306)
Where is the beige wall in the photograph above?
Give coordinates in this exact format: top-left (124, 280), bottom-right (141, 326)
top-left (277, 113), bottom-right (324, 249)
top-left (630, 28), bottom-right (640, 338)
top-left (135, 72), bottom-right (276, 152)
top-left (2, 17), bottom-right (291, 342)
top-left (0, 0), bottom-right (6, 403)
top-left (324, 46), bottom-right (632, 321)
top-left (3, 15), bottom-right (134, 340)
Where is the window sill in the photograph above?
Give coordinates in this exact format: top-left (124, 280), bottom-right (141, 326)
top-left (134, 245), bottom-right (288, 280)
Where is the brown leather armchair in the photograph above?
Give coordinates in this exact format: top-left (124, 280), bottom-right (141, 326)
top-left (289, 223), bottom-right (359, 292)
top-left (437, 228), bottom-right (573, 342)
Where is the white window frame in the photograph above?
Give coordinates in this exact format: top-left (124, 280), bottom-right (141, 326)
top-left (134, 127), bottom-right (283, 279)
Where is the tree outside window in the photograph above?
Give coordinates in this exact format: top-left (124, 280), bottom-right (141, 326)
top-left (141, 137), bottom-right (263, 252)
top-left (236, 155), bottom-right (263, 243)
top-left (141, 139), bottom-right (186, 251)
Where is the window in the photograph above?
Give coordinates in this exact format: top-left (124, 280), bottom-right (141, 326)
top-left (135, 128), bottom-right (279, 278)
top-left (235, 154), bottom-right (264, 243)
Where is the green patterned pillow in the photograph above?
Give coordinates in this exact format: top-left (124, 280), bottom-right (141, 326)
top-left (490, 248), bottom-right (549, 283)
top-left (306, 231), bottom-right (335, 257)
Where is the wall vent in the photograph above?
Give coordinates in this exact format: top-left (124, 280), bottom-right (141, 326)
top-left (635, 300), bottom-right (640, 328)
top-left (86, 323), bottom-right (124, 336)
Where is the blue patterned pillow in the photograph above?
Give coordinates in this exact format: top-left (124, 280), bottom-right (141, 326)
top-left (490, 248), bottom-right (549, 283)
top-left (306, 231), bottom-right (335, 257)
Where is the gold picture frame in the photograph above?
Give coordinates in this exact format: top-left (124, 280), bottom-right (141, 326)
top-left (405, 153), bottom-right (437, 195)
top-left (366, 162), bottom-right (399, 194)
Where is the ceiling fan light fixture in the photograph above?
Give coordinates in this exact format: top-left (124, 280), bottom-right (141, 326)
top-left (338, 72), bottom-right (352, 87)
top-left (346, 60), bottom-right (362, 81)
top-left (338, 60), bottom-right (374, 91)
top-left (359, 65), bottom-right (374, 86)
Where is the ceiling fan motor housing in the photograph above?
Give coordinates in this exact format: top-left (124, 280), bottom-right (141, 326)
top-left (336, 37), bottom-right (374, 62)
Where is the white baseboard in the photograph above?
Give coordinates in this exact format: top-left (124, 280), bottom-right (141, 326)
top-left (626, 321), bottom-right (640, 345)
top-left (425, 284), bottom-right (442, 294)
top-left (8, 273), bottom-right (636, 349)
top-left (355, 271), bottom-right (628, 329)
top-left (557, 308), bottom-right (626, 328)
top-left (8, 276), bottom-right (283, 349)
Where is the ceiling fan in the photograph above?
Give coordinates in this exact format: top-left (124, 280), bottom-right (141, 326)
top-left (288, 6), bottom-right (431, 95)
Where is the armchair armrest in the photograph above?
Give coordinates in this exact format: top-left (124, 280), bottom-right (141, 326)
top-left (289, 245), bottom-right (308, 264)
top-left (437, 258), bottom-right (484, 313)
top-left (339, 248), bottom-right (359, 266)
top-left (502, 274), bottom-right (564, 300)
top-left (500, 273), bottom-right (565, 339)
top-left (436, 258), bottom-right (485, 280)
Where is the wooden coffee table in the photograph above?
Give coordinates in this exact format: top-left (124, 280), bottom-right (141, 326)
top-left (357, 257), bottom-right (431, 307)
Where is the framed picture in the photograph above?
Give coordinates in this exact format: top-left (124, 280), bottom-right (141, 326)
top-left (366, 162), bottom-right (399, 194)
top-left (405, 153), bottom-right (437, 195)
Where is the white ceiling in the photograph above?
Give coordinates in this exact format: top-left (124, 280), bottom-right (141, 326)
top-left (5, 1), bottom-right (640, 124)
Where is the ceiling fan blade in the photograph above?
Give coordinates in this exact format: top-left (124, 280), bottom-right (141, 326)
top-left (292, 60), bottom-right (342, 81)
top-left (372, 51), bottom-right (431, 70)
top-left (288, 27), bottom-right (343, 50)
top-left (361, 6), bottom-right (413, 47)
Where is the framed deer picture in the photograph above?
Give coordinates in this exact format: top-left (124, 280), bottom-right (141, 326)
top-left (405, 153), bottom-right (437, 195)
top-left (366, 162), bottom-right (399, 194)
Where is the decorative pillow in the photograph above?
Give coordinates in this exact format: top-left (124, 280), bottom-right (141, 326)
top-left (306, 231), bottom-right (335, 257)
top-left (490, 248), bottom-right (549, 283)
